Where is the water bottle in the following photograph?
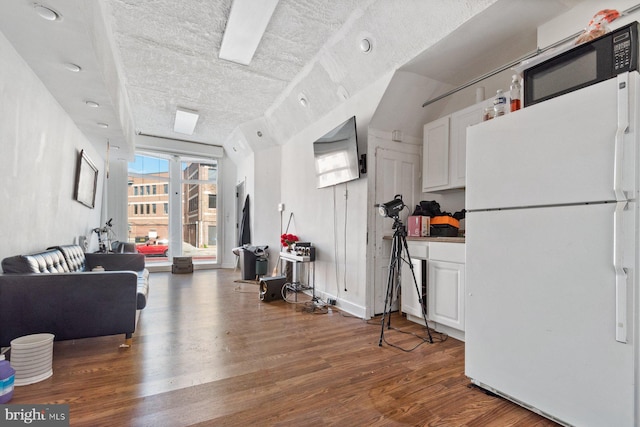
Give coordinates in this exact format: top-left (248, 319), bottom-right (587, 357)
top-left (0, 354), bottom-right (16, 403)
top-left (510, 74), bottom-right (521, 112)
top-left (493, 89), bottom-right (507, 117)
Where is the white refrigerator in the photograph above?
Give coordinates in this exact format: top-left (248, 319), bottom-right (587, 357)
top-left (465, 72), bottom-right (639, 426)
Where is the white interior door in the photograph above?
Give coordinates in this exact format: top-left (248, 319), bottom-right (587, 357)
top-left (373, 148), bottom-right (420, 314)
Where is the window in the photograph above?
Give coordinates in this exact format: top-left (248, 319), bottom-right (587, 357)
top-left (208, 225), bottom-right (217, 245)
top-left (128, 154), bottom-right (218, 265)
top-left (181, 160), bottom-right (218, 263)
top-left (188, 196), bottom-right (199, 213)
top-left (134, 187), bottom-right (139, 196)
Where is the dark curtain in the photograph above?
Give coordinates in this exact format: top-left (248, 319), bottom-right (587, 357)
top-left (238, 194), bottom-right (251, 246)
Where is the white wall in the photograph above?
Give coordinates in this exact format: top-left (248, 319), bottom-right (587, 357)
top-left (276, 73), bottom-right (393, 316)
top-left (0, 30), bottom-right (103, 262)
top-left (220, 151), bottom-right (238, 268)
top-left (252, 145), bottom-right (282, 267)
top-left (538, 0), bottom-right (640, 48)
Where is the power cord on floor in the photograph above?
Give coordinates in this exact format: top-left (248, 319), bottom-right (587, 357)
top-left (366, 315), bottom-right (448, 352)
top-left (233, 280), bottom-right (260, 293)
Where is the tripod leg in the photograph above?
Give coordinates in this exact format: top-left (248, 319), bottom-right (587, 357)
top-left (378, 235), bottom-right (399, 346)
top-left (401, 235), bottom-right (433, 344)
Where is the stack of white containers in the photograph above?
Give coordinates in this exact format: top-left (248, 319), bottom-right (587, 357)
top-left (10, 333), bottom-right (54, 385)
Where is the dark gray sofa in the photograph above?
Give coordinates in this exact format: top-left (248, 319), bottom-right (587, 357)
top-left (0, 244), bottom-right (149, 348)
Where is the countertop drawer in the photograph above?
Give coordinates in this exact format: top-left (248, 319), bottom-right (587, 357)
top-left (429, 241), bottom-right (465, 263)
top-left (406, 241), bottom-right (428, 259)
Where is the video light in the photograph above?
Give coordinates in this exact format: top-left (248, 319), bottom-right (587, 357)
top-left (378, 195), bottom-right (405, 218)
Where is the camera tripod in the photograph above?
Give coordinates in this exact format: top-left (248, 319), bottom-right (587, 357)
top-left (378, 215), bottom-right (433, 347)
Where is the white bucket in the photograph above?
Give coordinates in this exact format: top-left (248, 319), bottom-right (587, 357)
top-left (10, 333), bottom-right (54, 386)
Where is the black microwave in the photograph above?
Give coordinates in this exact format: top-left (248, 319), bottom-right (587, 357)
top-left (524, 21), bottom-right (638, 107)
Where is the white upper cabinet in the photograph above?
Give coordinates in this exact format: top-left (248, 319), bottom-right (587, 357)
top-left (422, 101), bottom-right (487, 192)
top-left (449, 103), bottom-right (485, 188)
top-left (422, 116), bottom-right (450, 191)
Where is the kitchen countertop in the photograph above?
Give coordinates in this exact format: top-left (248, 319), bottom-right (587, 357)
top-left (383, 235), bottom-right (465, 243)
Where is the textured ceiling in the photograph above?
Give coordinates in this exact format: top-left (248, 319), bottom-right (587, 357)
top-left (107, 0), bottom-right (371, 147)
top-left (0, 0), bottom-right (585, 162)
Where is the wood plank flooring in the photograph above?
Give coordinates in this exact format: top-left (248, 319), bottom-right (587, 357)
top-left (8, 269), bottom-right (558, 426)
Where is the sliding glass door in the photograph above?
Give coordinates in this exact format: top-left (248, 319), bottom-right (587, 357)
top-left (181, 160), bottom-right (218, 262)
top-left (128, 153), bottom-right (219, 266)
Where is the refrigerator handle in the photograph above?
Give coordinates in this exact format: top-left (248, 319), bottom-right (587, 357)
top-left (613, 73), bottom-right (629, 344)
top-left (614, 72), bottom-right (629, 202)
top-left (614, 202), bottom-right (628, 343)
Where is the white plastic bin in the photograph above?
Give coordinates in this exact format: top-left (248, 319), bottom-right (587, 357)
top-left (10, 333), bottom-right (54, 386)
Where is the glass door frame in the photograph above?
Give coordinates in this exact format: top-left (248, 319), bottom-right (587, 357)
top-left (130, 151), bottom-right (221, 268)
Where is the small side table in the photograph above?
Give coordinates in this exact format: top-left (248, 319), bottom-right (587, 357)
top-left (279, 251), bottom-right (316, 302)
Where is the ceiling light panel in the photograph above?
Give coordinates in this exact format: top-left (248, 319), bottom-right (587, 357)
top-left (174, 108), bottom-right (200, 135)
top-left (219, 0), bottom-right (280, 65)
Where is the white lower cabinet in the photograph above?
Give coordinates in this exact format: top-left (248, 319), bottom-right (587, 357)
top-left (400, 257), bottom-right (425, 319)
top-left (400, 241), bottom-right (466, 338)
top-left (427, 259), bottom-right (465, 331)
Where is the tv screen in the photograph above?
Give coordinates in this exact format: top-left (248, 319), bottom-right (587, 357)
top-left (313, 116), bottom-right (360, 189)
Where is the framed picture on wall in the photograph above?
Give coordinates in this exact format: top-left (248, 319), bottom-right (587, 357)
top-left (74, 149), bottom-right (98, 208)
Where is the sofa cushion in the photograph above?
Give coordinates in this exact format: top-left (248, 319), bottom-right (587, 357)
top-left (56, 245), bottom-right (87, 272)
top-left (1, 249), bottom-right (70, 273)
top-left (137, 269), bottom-right (150, 309)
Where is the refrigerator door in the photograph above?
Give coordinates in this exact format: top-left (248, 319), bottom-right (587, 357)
top-left (465, 203), bottom-right (635, 426)
top-left (466, 73), bottom-right (638, 211)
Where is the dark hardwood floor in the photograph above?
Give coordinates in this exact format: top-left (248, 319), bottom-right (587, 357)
top-left (8, 269), bottom-right (557, 426)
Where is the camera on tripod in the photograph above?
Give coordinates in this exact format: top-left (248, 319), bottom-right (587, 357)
top-left (377, 194), bottom-right (405, 218)
top-left (375, 194), bottom-right (433, 347)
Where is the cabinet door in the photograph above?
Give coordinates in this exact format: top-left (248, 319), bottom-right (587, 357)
top-left (428, 260), bottom-right (465, 330)
top-left (422, 116), bottom-right (450, 191)
top-left (449, 103), bottom-right (485, 188)
top-left (401, 258), bottom-right (425, 319)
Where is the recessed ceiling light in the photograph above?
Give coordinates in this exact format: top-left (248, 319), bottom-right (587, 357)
top-left (34, 4), bottom-right (61, 21)
top-left (298, 94), bottom-right (308, 107)
top-left (337, 85), bottom-right (350, 101)
top-left (97, 122), bottom-right (109, 128)
top-left (64, 63), bottom-right (82, 72)
top-left (85, 101), bottom-right (100, 108)
top-left (359, 37), bottom-right (373, 54)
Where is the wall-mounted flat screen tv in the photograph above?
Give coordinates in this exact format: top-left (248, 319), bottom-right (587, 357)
top-left (313, 116), bottom-right (360, 189)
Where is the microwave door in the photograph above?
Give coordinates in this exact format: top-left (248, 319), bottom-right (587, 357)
top-left (524, 21), bottom-right (638, 107)
top-left (525, 46), bottom-right (598, 106)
